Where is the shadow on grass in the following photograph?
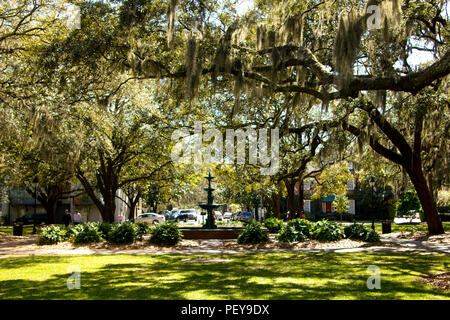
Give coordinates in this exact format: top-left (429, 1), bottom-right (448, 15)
top-left (0, 252), bottom-right (448, 300)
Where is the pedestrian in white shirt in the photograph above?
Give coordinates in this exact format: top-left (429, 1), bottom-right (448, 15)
top-left (73, 210), bottom-right (82, 225)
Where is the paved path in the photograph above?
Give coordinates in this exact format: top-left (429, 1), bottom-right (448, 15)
top-left (378, 237), bottom-right (450, 255)
top-left (0, 235), bottom-right (448, 258)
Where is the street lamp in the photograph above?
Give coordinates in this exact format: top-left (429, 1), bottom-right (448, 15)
top-left (369, 176), bottom-right (375, 231)
top-left (32, 177), bottom-right (38, 234)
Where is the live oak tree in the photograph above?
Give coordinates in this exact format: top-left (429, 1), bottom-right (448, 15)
top-left (342, 86), bottom-right (448, 234)
top-left (75, 82), bottom-right (173, 223)
top-left (6, 122), bottom-right (83, 224)
top-left (2, 0), bottom-right (448, 234)
top-left (113, 1), bottom-right (449, 234)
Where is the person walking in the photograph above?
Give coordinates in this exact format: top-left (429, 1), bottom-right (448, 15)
top-left (63, 209), bottom-right (72, 227)
top-left (73, 210), bottom-right (82, 225)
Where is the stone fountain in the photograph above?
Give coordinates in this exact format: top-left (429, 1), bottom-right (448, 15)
top-left (198, 172), bottom-right (223, 229)
top-left (178, 172), bottom-right (244, 239)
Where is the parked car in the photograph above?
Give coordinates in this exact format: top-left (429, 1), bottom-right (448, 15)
top-left (213, 211), bottom-right (223, 221)
top-left (235, 211), bottom-right (253, 221)
top-left (158, 210), bottom-right (171, 220)
top-left (135, 213), bottom-right (165, 225)
top-left (15, 212), bottom-right (47, 225)
top-left (168, 210), bottom-right (180, 221)
top-left (176, 209), bottom-right (198, 222)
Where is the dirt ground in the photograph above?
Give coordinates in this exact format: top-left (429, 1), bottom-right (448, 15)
top-left (0, 231), bottom-right (449, 258)
top-left (418, 272), bottom-right (450, 291)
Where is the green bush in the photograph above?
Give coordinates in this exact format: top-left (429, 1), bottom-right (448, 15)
top-left (277, 225), bottom-right (307, 243)
top-left (36, 225), bottom-right (68, 245)
top-left (98, 222), bottom-right (113, 240)
top-left (108, 222), bottom-right (137, 244)
top-left (237, 220), bottom-right (269, 244)
top-left (397, 190), bottom-right (422, 216)
top-left (71, 223), bottom-right (103, 244)
top-left (364, 229), bottom-right (381, 242)
top-left (135, 222), bottom-right (151, 240)
top-left (263, 217), bottom-right (284, 233)
top-left (311, 219), bottom-right (344, 242)
top-left (344, 223), bottom-right (381, 242)
top-left (288, 218), bottom-right (314, 238)
top-left (149, 220), bottom-right (183, 245)
top-left (305, 211), bottom-right (315, 221)
top-left (264, 211), bottom-right (275, 219)
top-left (344, 223), bottom-right (370, 240)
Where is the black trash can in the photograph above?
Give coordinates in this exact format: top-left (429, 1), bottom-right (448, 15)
top-left (13, 223), bottom-right (23, 236)
top-left (382, 220), bottom-right (391, 234)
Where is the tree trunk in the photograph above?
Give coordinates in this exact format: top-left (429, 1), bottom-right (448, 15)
top-left (43, 200), bottom-right (58, 225)
top-left (427, 173), bottom-right (434, 202)
top-left (129, 202), bottom-right (136, 222)
top-left (28, 186), bottom-right (59, 224)
top-left (343, 109), bottom-right (444, 236)
top-left (298, 180), bottom-right (304, 216)
top-left (98, 190), bottom-right (117, 223)
top-left (285, 179), bottom-right (296, 220)
top-left (274, 191), bottom-right (281, 218)
top-left (407, 164), bottom-right (444, 235)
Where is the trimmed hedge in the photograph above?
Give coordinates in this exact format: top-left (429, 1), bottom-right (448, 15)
top-left (149, 220), bottom-right (183, 246)
top-left (343, 222), bottom-right (381, 242)
top-left (71, 223), bottom-right (103, 244)
top-left (288, 219), bottom-right (314, 238)
top-left (311, 220), bottom-right (344, 241)
top-left (36, 221), bottom-right (154, 245)
top-left (263, 217), bottom-right (284, 233)
top-left (277, 225), bottom-right (307, 243)
top-left (37, 225), bottom-right (69, 245)
top-left (108, 222), bottom-right (138, 244)
top-left (237, 220), bottom-right (269, 244)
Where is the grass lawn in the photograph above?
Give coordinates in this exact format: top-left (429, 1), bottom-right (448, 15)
top-left (0, 226), bottom-right (34, 235)
top-left (0, 252), bottom-right (448, 300)
top-left (362, 222), bottom-right (450, 233)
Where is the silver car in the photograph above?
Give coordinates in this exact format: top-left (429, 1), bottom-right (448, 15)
top-left (135, 213), bottom-right (165, 225)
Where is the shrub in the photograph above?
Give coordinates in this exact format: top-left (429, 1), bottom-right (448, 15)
top-left (149, 221), bottom-right (183, 245)
top-left (305, 211), bottom-right (315, 221)
top-left (277, 225), bottom-right (307, 243)
top-left (397, 190), bottom-right (422, 216)
top-left (344, 222), bottom-right (381, 242)
top-left (263, 217), bottom-right (284, 233)
top-left (311, 219), bottom-right (344, 242)
top-left (71, 223), bottom-right (103, 244)
top-left (264, 211), bottom-right (275, 219)
top-left (237, 220), bottom-right (269, 244)
top-left (98, 222), bottom-right (113, 240)
top-left (288, 219), bottom-right (314, 238)
top-left (364, 229), bottom-right (381, 242)
top-left (135, 222), bottom-right (151, 240)
top-left (108, 222), bottom-right (137, 244)
top-left (36, 225), bottom-right (68, 245)
top-left (344, 223), bottom-right (370, 240)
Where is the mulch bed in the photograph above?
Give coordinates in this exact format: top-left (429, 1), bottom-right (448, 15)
top-left (418, 272), bottom-right (450, 291)
top-left (0, 234), bottom-right (368, 255)
top-left (26, 238), bottom-right (367, 251)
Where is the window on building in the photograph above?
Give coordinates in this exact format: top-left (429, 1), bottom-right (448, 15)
top-left (348, 200), bottom-right (356, 214)
top-left (304, 200), bottom-right (311, 213)
top-left (347, 178), bottom-right (355, 190)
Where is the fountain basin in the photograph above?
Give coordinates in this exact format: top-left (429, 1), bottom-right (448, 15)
top-left (180, 227), bottom-right (244, 239)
